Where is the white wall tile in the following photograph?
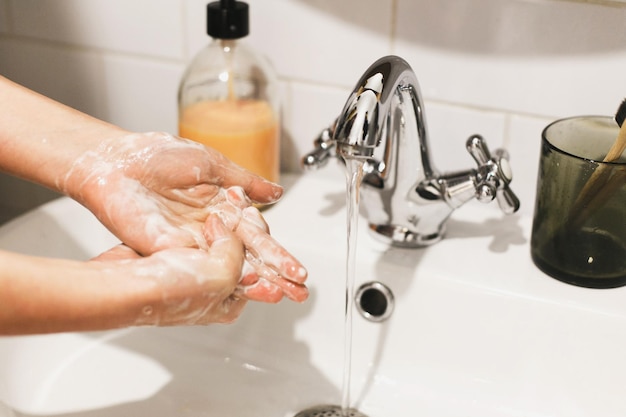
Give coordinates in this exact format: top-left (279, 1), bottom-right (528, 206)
top-left (253, 0), bottom-right (393, 87)
top-left (425, 101), bottom-right (507, 174)
top-left (0, 39), bottom-right (106, 118)
top-left (0, 39), bottom-right (184, 133)
top-left (281, 80), bottom-right (349, 176)
top-left (10, 0), bottom-right (185, 59)
top-left (182, 0), bottom-right (211, 61)
top-left (98, 55), bottom-right (184, 133)
top-left (184, 0), bottom-right (394, 87)
top-left (395, 0), bottom-right (626, 118)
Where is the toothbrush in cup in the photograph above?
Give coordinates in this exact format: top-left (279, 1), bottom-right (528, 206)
top-left (569, 98), bottom-right (626, 227)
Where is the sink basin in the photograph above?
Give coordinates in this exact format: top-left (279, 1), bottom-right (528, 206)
top-left (1, 163), bottom-right (626, 416)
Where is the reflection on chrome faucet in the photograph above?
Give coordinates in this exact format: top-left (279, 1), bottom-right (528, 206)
top-left (302, 55), bottom-right (520, 247)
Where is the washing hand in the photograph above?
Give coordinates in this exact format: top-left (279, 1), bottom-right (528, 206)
top-left (61, 132), bottom-right (308, 304)
top-left (90, 214), bottom-right (248, 325)
top-left (0, 77), bottom-right (307, 334)
top-left (207, 186), bottom-right (308, 303)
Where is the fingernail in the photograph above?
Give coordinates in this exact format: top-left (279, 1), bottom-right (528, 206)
top-left (272, 184), bottom-right (284, 200)
top-left (284, 263), bottom-right (308, 283)
top-left (226, 186), bottom-right (249, 206)
top-left (262, 182), bottom-right (283, 202)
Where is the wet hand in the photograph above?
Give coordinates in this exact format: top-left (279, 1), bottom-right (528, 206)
top-left (63, 132), bottom-right (307, 303)
top-left (61, 132), bottom-right (281, 253)
top-left (206, 187), bottom-right (308, 303)
top-left (90, 215), bottom-right (248, 325)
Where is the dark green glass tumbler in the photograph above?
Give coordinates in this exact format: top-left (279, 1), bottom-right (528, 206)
top-left (531, 116), bottom-right (626, 289)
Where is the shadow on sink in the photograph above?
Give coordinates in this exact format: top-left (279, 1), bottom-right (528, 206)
top-left (446, 212), bottom-right (526, 253)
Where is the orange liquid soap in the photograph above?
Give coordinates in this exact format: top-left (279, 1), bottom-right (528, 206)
top-left (179, 99), bottom-right (279, 183)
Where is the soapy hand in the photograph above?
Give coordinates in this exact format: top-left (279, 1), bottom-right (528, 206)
top-left (90, 214), bottom-right (248, 325)
top-left (61, 132), bottom-right (308, 304)
top-left (207, 186), bottom-right (308, 303)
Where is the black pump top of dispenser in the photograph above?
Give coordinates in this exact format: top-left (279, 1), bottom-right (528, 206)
top-left (207, 0), bottom-right (249, 39)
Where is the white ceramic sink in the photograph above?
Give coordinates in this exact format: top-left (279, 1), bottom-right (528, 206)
top-left (1, 164), bottom-right (626, 417)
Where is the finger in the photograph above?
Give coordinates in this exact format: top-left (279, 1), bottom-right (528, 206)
top-left (235, 260), bottom-right (283, 303)
top-left (202, 214), bottom-right (244, 288)
top-left (240, 203), bottom-right (270, 232)
top-left (90, 244), bottom-right (142, 262)
top-left (244, 177), bottom-right (283, 205)
top-left (245, 252), bottom-right (309, 302)
top-left (204, 147), bottom-right (283, 204)
top-left (222, 166), bottom-right (283, 204)
top-left (235, 279), bottom-right (284, 303)
top-left (239, 260), bottom-right (260, 286)
top-left (209, 187), bottom-right (246, 230)
top-left (225, 186), bottom-right (252, 211)
top-left (238, 207), bottom-right (308, 284)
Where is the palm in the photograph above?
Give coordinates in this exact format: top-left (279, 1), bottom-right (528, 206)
top-left (101, 146), bottom-right (223, 255)
top-left (78, 133), bottom-right (273, 255)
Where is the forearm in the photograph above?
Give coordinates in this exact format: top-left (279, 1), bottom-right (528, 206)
top-left (0, 75), bottom-right (129, 193)
top-left (0, 250), bottom-right (155, 335)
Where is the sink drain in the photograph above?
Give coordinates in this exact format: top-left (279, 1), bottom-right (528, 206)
top-left (294, 405), bottom-right (368, 417)
top-left (355, 281), bottom-right (394, 322)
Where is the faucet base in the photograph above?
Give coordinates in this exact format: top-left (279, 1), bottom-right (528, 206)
top-left (369, 223), bottom-right (444, 248)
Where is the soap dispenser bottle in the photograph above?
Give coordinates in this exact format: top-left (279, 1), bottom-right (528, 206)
top-left (178, 0), bottom-right (280, 183)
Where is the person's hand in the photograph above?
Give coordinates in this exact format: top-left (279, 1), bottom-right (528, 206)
top-left (207, 186), bottom-right (308, 303)
top-left (89, 214), bottom-right (248, 325)
top-left (61, 131), bottom-right (282, 252)
top-left (61, 132), bottom-right (308, 303)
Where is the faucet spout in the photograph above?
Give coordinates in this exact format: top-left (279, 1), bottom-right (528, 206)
top-left (333, 57), bottom-right (432, 172)
top-left (303, 55), bottom-right (520, 247)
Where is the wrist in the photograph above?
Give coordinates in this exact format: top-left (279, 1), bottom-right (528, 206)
top-left (0, 251), bottom-right (158, 334)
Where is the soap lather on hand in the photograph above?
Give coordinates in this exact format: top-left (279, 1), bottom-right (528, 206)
top-left (206, 186), bottom-right (308, 303)
top-left (0, 73), bottom-right (308, 334)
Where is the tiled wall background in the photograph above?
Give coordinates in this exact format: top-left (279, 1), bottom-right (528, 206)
top-left (1, 0), bottom-right (625, 223)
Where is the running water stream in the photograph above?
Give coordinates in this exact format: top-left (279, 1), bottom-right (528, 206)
top-left (293, 159), bottom-right (368, 417)
top-left (341, 159), bottom-right (365, 416)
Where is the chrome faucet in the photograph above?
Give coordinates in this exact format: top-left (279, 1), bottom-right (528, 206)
top-left (302, 55), bottom-right (520, 247)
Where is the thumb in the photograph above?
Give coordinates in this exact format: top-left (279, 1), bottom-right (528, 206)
top-left (203, 214), bottom-right (245, 287)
